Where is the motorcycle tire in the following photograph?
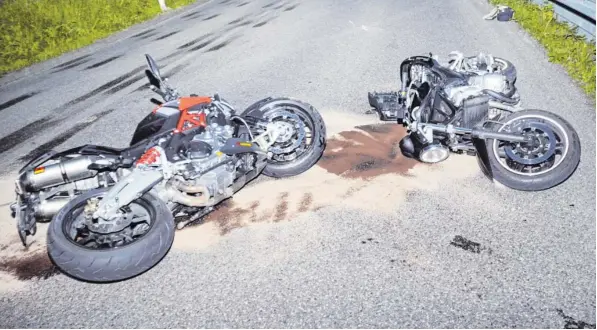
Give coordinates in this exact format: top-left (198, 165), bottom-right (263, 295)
top-left (245, 97), bottom-right (327, 178)
top-left (483, 109), bottom-right (581, 191)
top-left (47, 187), bottom-right (175, 283)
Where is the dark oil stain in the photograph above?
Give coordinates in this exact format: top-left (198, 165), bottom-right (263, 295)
top-left (155, 30), bottom-right (180, 40)
top-left (273, 3), bottom-right (285, 9)
top-left (0, 115), bottom-right (60, 155)
top-left (317, 123), bottom-right (418, 180)
top-left (51, 58), bottom-right (92, 73)
top-left (284, 4), bottom-right (298, 11)
top-left (202, 199), bottom-right (251, 235)
top-left (219, 0), bottom-right (233, 4)
top-left (177, 33), bottom-right (214, 49)
top-left (253, 21), bottom-right (268, 27)
top-left (274, 192), bottom-right (289, 222)
top-left (236, 20), bottom-right (253, 27)
top-left (203, 14), bottom-right (220, 21)
top-left (237, 2), bottom-right (249, 6)
top-left (0, 252), bottom-right (60, 281)
top-left (60, 65), bottom-right (145, 109)
top-left (263, 2), bottom-right (277, 8)
top-left (84, 55), bottom-right (122, 70)
top-left (0, 91), bottom-right (39, 112)
top-left (18, 109), bottom-right (116, 162)
top-left (450, 235), bottom-right (482, 254)
top-left (557, 309), bottom-right (596, 329)
top-left (51, 54), bottom-right (92, 69)
top-left (248, 201), bottom-right (260, 222)
top-left (297, 193), bottom-right (313, 212)
top-left (131, 28), bottom-right (156, 38)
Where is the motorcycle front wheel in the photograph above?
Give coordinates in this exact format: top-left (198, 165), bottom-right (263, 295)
top-left (483, 109), bottom-right (581, 191)
top-left (47, 187), bottom-right (175, 283)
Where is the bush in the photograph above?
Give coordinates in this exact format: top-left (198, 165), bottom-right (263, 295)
top-left (489, 0), bottom-right (596, 98)
top-left (0, 0), bottom-right (196, 76)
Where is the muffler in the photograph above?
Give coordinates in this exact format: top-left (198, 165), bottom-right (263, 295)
top-left (33, 198), bottom-right (70, 220)
top-left (21, 156), bottom-right (100, 192)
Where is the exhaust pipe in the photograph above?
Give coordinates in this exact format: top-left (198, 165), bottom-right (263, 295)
top-left (33, 198), bottom-right (70, 220)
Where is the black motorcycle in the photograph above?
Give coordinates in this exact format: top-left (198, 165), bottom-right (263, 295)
top-left (368, 54), bottom-right (581, 191)
top-left (10, 54), bottom-right (327, 282)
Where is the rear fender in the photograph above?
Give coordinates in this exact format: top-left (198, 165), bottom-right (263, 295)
top-left (472, 137), bottom-right (493, 179)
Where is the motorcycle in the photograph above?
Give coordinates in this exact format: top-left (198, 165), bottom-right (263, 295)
top-left (10, 54), bottom-right (327, 282)
top-left (367, 53), bottom-right (581, 191)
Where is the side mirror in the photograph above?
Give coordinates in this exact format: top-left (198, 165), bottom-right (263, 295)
top-left (145, 54), bottom-right (163, 81)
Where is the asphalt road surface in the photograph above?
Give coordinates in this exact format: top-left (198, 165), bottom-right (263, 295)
top-left (0, 0), bottom-right (595, 328)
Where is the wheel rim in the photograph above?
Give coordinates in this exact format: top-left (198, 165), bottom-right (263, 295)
top-left (263, 105), bottom-right (315, 164)
top-left (62, 194), bottom-right (156, 250)
top-left (491, 114), bottom-right (569, 176)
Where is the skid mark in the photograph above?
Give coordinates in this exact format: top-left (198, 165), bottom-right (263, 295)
top-left (237, 1), bottom-right (249, 6)
top-left (284, 4), bottom-right (298, 11)
top-left (131, 28), bottom-right (156, 38)
top-left (51, 57), bottom-right (92, 73)
top-left (253, 21), bottom-right (269, 27)
top-left (18, 109), bottom-right (116, 162)
top-left (205, 36), bottom-right (239, 52)
top-left (229, 15), bottom-right (250, 25)
top-left (138, 31), bottom-right (159, 40)
top-left (51, 54), bottom-right (91, 69)
top-left (0, 91), bottom-right (39, 112)
top-left (177, 33), bottom-right (215, 49)
top-left (0, 115), bottom-right (61, 155)
top-left (181, 11), bottom-right (202, 19)
top-left (203, 14), bottom-right (220, 21)
top-left (60, 65), bottom-right (145, 109)
top-left (189, 37), bottom-right (217, 52)
top-left (84, 55), bottom-right (122, 70)
top-left (104, 72), bottom-right (147, 95)
top-left (262, 1), bottom-right (278, 8)
top-left (155, 30), bottom-right (180, 40)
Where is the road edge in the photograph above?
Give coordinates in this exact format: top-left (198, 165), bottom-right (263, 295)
top-left (0, 0), bottom-right (214, 88)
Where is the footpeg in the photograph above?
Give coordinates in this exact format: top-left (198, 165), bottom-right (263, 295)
top-left (367, 91), bottom-right (405, 122)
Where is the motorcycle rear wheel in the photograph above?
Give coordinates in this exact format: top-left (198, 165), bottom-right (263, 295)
top-left (243, 97), bottom-right (327, 178)
top-left (47, 187), bottom-right (175, 283)
top-left (483, 109), bottom-right (581, 191)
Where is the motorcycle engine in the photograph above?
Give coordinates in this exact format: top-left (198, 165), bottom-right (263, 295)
top-left (166, 117), bottom-right (255, 208)
top-left (444, 73), bottom-right (508, 107)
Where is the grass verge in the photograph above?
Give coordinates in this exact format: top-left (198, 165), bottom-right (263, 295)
top-left (0, 0), bottom-right (198, 76)
top-left (489, 0), bottom-right (596, 99)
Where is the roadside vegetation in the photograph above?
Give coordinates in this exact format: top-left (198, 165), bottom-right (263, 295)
top-left (0, 0), bottom-right (197, 76)
top-left (489, 0), bottom-right (596, 98)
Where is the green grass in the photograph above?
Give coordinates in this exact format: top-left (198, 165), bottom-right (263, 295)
top-left (0, 0), bottom-right (197, 76)
top-left (489, 0), bottom-right (596, 98)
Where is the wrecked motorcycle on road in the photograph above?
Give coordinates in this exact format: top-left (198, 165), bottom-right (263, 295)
top-left (10, 54), bottom-right (327, 282)
top-left (368, 52), bottom-right (581, 191)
